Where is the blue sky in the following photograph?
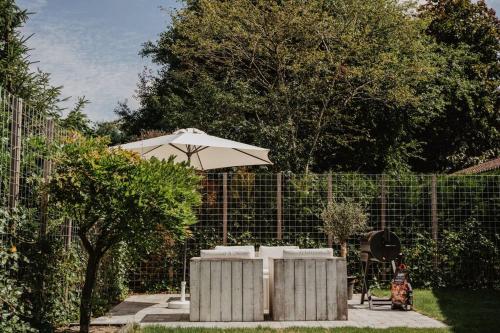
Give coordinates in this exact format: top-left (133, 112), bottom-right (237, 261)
top-left (18, 0), bottom-right (500, 122)
top-left (18, 0), bottom-right (181, 121)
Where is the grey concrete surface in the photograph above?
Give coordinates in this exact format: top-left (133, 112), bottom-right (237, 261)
top-left (91, 293), bottom-right (447, 329)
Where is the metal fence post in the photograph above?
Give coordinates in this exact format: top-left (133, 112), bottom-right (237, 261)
top-left (8, 97), bottom-right (22, 215)
top-left (380, 175), bottom-right (386, 230)
top-left (327, 173), bottom-right (333, 247)
top-left (40, 118), bottom-right (54, 236)
top-left (431, 174), bottom-right (438, 268)
top-left (65, 219), bottom-right (72, 250)
top-left (222, 173), bottom-right (228, 245)
top-left (276, 172), bottom-right (282, 240)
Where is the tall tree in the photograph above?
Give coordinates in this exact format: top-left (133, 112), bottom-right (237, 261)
top-left (94, 119), bottom-right (126, 145)
top-left (61, 97), bottom-right (93, 135)
top-left (120, 0), bottom-right (499, 173)
top-left (48, 135), bottom-right (200, 333)
top-left (415, 0), bottom-right (499, 172)
top-left (119, 0), bottom-right (437, 173)
top-left (0, 0), bottom-right (62, 111)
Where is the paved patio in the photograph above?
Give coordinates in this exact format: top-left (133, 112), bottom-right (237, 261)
top-left (92, 293), bottom-right (446, 329)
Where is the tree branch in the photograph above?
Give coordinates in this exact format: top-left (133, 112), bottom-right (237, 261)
top-left (78, 231), bottom-right (95, 257)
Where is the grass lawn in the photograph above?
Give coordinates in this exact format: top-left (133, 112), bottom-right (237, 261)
top-left (137, 289), bottom-right (500, 333)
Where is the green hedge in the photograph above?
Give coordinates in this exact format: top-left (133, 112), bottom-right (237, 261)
top-left (0, 207), bottom-right (131, 332)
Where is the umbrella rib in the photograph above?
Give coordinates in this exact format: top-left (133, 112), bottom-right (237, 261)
top-left (169, 143), bottom-right (188, 155)
top-left (140, 145), bottom-right (163, 157)
top-left (232, 148), bottom-right (271, 164)
top-left (193, 146), bottom-right (209, 154)
top-left (196, 151), bottom-right (205, 171)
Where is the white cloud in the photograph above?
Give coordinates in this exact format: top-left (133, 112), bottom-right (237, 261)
top-left (22, 17), bottom-right (143, 121)
top-left (18, 0), bottom-right (48, 12)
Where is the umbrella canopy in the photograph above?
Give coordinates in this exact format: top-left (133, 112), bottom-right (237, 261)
top-left (116, 128), bottom-right (272, 170)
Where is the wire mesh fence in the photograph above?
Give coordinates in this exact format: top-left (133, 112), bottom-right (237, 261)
top-left (1, 87), bottom-right (499, 293)
top-left (129, 172), bottom-right (500, 291)
top-left (0, 87), bottom-right (71, 240)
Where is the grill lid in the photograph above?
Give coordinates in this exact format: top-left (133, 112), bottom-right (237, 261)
top-left (361, 230), bottom-right (401, 262)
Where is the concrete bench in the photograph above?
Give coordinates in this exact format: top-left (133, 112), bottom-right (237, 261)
top-left (270, 257), bottom-right (348, 321)
top-left (190, 257), bottom-right (264, 322)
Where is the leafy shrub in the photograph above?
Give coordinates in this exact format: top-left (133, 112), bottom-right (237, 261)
top-left (439, 219), bottom-right (499, 288)
top-left (403, 232), bottom-right (441, 288)
top-left (320, 200), bottom-right (369, 257)
top-left (0, 248), bottom-right (34, 333)
top-left (48, 134), bottom-right (201, 331)
top-left (0, 209), bottom-right (35, 333)
top-left (22, 239), bottom-right (83, 331)
top-left (1, 204), bottom-right (133, 332)
top-left (93, 243), bottom-right (131, 316)
top-left (404, 219), bottom-right (499, 288)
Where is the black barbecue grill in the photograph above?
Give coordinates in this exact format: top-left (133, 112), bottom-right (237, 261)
top-left (360, 229), bottom-right (403, 308)
top-left (360, 229), bottom-right (401, 262)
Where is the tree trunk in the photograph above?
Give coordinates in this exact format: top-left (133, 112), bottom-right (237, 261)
top-left (340, 241), bottom-right (348, 258)
top-left (79, 253), bottom-right (101, 333)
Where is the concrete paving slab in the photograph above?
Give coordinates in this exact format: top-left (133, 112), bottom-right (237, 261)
top-left (92, 293), bottom-right (447, 329)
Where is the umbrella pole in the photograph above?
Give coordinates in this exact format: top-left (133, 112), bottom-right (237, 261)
top-left (182, 153), bottom-right (190, 301)
top-left (168, 153), bottom-right (192, 309)
top-left (181, 240), bottom-right (187, 302)
top-left (168, 238), bottom-right (190, 309)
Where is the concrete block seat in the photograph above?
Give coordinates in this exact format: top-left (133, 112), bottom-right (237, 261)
top-left (215, 245), bottom-right (256, 257)
top-left (258, 246), bottom-right (298, 313)
top-left (270, 248), bottom-right (348, 321)
top-left (214, 245), bottom-right (299, 313)
top-left (190, 247), bottom-right (263, 322)
top-left (190, 246), bottom-right (348, 322)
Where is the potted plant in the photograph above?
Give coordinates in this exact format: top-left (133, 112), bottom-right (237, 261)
top-left (320, 199), bottom-right (369, 299)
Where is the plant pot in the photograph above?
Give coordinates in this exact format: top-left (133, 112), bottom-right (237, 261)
top-left (347, 276), bottom-right (356, 300)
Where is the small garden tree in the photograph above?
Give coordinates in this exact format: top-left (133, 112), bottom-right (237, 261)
top-left (47, 134), bottom-right (201, 333)
top-left (320, 200), bottom-right (369, 257)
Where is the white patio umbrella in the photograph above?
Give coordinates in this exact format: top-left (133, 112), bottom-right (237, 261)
top-left (115, 128), bottom-right (272, 308)
top-left (116, 128), bottom-right (272, 170)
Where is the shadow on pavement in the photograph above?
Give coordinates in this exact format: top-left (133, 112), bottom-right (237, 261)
top-left (141, 313), bottom-right (190, 323)
top-left (107, 301), bottom-right (157, 316)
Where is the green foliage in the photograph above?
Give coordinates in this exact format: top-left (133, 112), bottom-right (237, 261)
top-left (118, 0), bottom-right (438, 173)
top-left (92, 243), bottom-right (131, 316)
top-left (415, 0), bottom-right (500, 171)
top-left (61, 97), bottom-right (93, 135)
top-left (404, 220), bottom-right (499, 288)
top-left (49, 134), bottom-right (201, 251)
top-left (403, 233), bottom-right (441, 288)
top-left (439, 219), bottom-right (499, 287)
top-left (21, 239), bottom-right (83, 331)
top-left (0, 207), bottom-right (80, 331)
top-left (320, 200), bottom-right (369, 245)
top-left (0, 209), bottom-right (35, 333)
top-left (94, 120), bottom-right (127, 145)
top-left (423, 0), bottom-right (499, 61)
top-left (0, 0), bottom-right (62, 112)
top-left (115, 0), bottom-right (499, 174)
top-left (19, 237), bottom-right (131, 331)
top-left (0, 248), bottom-right (34, 333)
top-left (47, 134), bottom-right (201, 330)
